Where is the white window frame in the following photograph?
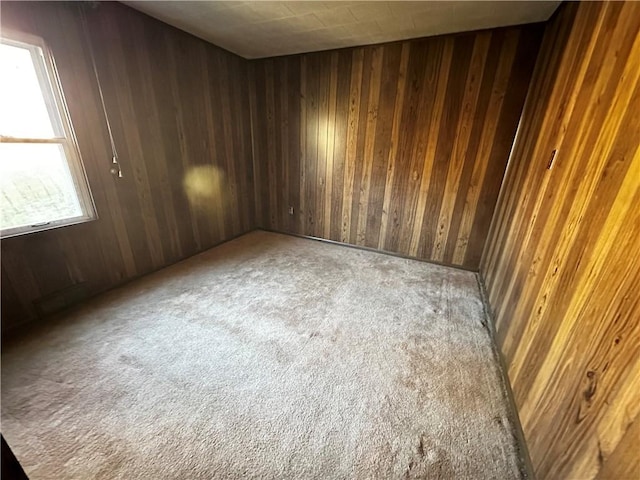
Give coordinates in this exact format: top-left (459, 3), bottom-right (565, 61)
top-left (0, 30), bottom-right (96, 238)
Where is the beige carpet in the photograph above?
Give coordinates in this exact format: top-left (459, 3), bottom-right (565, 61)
top-left (1, 230), bottom-right (524, 479)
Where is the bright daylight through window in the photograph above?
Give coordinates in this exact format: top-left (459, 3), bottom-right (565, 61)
top-left (0, 32), bottom-right (95, 238)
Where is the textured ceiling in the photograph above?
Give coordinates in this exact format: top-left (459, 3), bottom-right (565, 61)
top-left (124, 1), bottom-right (561, 59)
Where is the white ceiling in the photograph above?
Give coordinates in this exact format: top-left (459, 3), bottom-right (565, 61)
top-left (124, 1), bottom-right (561, 59)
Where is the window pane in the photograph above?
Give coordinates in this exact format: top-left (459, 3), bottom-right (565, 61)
top-left (0, 42), bottom-right (58, 138)
top-left (0, 143), bottom-right (83, 230)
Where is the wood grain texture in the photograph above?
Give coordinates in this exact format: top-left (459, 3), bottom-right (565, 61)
top-left (480, 2), bottom-right (640, 479)
top-left (249, 26), bottom-right (543, 269)
top-left (0, 1), bottom-right (255, 330)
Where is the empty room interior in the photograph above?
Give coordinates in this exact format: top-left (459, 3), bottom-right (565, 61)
top-left (1, 1), bottom-right (638, 479)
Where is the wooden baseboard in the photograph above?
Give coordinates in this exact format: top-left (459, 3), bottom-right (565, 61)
top-left (257, 228), bottom-right (478, 273)
top-left (475, 273), bottom-right (536, 480)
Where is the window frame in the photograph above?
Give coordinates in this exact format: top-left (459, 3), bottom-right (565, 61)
top-left (0, 30), bottom-right (96, 239)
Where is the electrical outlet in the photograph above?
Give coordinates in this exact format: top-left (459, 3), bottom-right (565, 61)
top-left (289, 206), bottom-right (294, 215)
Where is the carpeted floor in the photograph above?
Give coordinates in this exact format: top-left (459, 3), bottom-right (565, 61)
top-left (1, 231), bottom-right (524, 479)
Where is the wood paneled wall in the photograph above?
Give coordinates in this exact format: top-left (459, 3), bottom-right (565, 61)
top-left (480, 2), bottom-right (640, 479)
top-left (1, 2), bottom-right (255, 330)
top-left (249, 25), bottom-right (542, 269)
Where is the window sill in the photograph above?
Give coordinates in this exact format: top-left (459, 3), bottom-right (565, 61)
top-left (0, 215), bottom-right (97, 240)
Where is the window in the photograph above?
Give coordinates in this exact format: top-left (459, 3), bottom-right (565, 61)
top-left (0, 31), bottom-right (95, 238)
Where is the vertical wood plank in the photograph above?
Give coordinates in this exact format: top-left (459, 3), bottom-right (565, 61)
top-left (355, 46), bottom-right (383, 246)
top-left (377, 42), bottom-right (410, 250)
top-left (340, 49), bottom-right (364, 243)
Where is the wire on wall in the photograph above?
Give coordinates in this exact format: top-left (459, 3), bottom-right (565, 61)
top-left (78, 3), bottom-right (123, 178)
